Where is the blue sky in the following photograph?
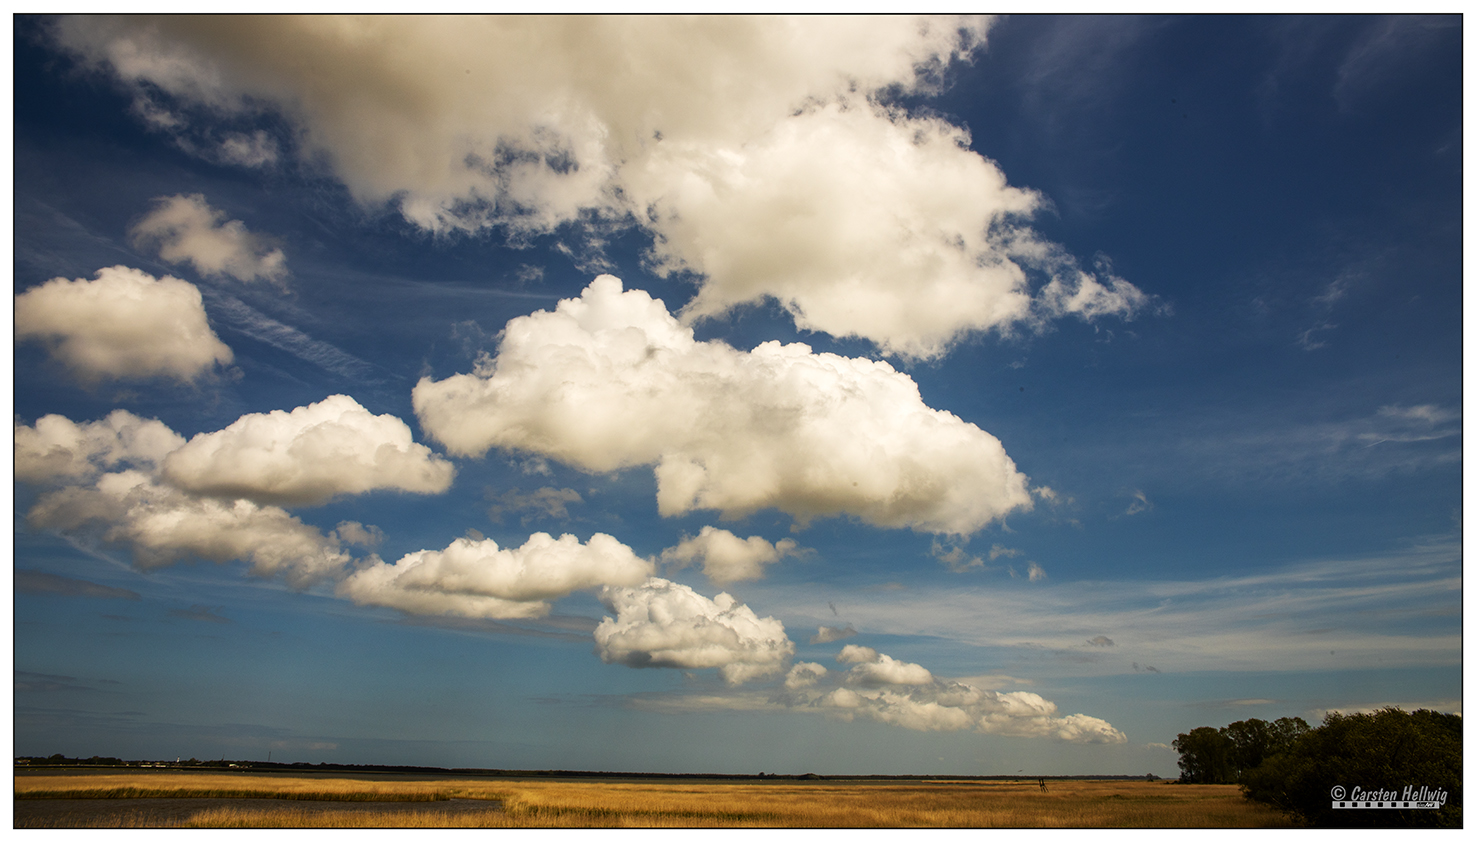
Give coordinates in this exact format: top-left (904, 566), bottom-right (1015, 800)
top-left (11, 15), bottom-right (1462, 776)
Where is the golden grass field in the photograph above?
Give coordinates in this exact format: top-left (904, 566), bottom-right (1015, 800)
top-left (14, 771), bottom-right (1296, 828)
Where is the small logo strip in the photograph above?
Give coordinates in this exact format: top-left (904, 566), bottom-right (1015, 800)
top-left (1332, 801), bottom-right (1442, 810)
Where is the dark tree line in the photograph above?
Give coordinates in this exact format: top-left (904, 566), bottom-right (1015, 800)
top-left (1172, 716), bottom-right (1310, 784)
top-left (1175, 708), bottom-right (1461, 828)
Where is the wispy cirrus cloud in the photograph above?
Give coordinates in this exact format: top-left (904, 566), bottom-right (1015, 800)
top-left (1187, 403), bottom-right (1461, 483)
top-left (1082, 402), bottom-right (1461, 492)
top-left (750, 539), bottom-right (1461, 677)
top-left (169, 604), bottom-right (231, 624)
top-left (15, 570), bottom-right (141, 601)
top-left (1333, 15), bottom-right (1461, 112)
top-left (14, 671), bottom-right (110, 693)
top-left (205, 293), bottom-right (388, 384)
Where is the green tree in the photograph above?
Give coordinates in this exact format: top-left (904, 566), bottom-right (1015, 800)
top-left (1240, 708), bottom-right (1461, 828)
top-left (1225, 716), bottom-right (1310, 781)
top-left (1175, 717), bottom-right (1311, 785)
top-left (1173, 726), bottom-right (1236, 783)
top-left (1224, 718), bottom-right (1273, 780)
top-left (1267, 716), bottom-right (1312, 753)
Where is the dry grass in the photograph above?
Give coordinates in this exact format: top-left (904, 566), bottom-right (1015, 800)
top-left (477, 779), bottom-right (1291, 828)
top-left (15, 773), bottom-right (1294, 828)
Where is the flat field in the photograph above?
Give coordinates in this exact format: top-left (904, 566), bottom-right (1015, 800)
top-left (14, 770), bottom-right (1294, 828)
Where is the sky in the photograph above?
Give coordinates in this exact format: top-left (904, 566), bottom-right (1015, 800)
top-left (10, 15), bottom-right (1463, 777)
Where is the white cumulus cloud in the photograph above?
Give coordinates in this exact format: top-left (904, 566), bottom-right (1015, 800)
top-left (414, 276), bottom-right (1033, 535)
top-left (632, 103), bottom-right (1043, 358)
top-left (161, 394), bottom-right (455, 506)
top-left (784, 662), bottom-right (829, 690)
top-left (661, 526), bottom-right (801, 585)
top-left (1035, 255), bottom-right (1151, 321)
top-left (810, 624), bottom-right (858, 644)
top-left (51, 15), bottom-right (1149, 358)
top-left (14, 410), bottom-right (185, 484)
top-left (15, 265), bottom-right (233, 384)
top-left (594, 577), bottom-right (795, 685)
top-left (50, 16), bottom-right (985, 234)
top-left (12, 403), bottom-right (443, 588)
top-left (835, 646), bottom-right (934, 686)
top-left (129, 194), bottom-right (286, 284)
top-left (27, 469), bottom-right (351, 588)
top-left (339, 532), bottom-right (653, 620)
top-left (777, 646), bottom-right (1126, 744)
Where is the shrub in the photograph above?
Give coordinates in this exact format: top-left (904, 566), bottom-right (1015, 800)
top-left (1240, 708), bottom-right (1461, 828)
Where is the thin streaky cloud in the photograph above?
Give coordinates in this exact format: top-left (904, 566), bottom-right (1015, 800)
top-left (752, 541), bottom-right (1460, 675)
top-left (205, 292), bottom-right (390, 383)
top-left (15, 570), bottom-right (141, 600)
